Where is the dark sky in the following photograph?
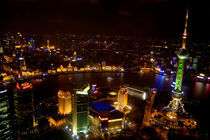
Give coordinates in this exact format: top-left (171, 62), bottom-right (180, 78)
top-left (0, 0), bottom-right (209, 40)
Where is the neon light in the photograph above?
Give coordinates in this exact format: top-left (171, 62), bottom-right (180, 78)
top-left (18, 57), bottom-right (23, 60)
top-left (200, 73), bottom-right (205, 77)
top-left (99, 116), bottom-right (108, 121)
top-left (0, 89), bottom-right (7, 93)
top-left (22, 83), bottom-right (31, 89)
top-left (16, 83), bottom-right (20, 89)
top-left (108, 118), bottom-right (122, 123)
top-left (197, 76), bottom-right (204, 79)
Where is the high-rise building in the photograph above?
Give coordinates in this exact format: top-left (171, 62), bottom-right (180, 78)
top-left (58, 90), bottom-right (72, 115)
top-left (117, 86), bottom-right (128, 110)
top-left (72, 84), bottom-right (90, 135)
top-left (72, 51), bottom-right (77, 62)
top-left (13, 79), bottom-right (35, 137)
top-left (0, 82), bottom-right (13, 140)
top-left (143, 88), bottom-right (157, 126)
top-left (48, 90), bottom-right (71, 128)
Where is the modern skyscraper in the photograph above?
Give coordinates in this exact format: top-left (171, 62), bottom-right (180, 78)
top-left (0, 82), bottom-right (13, 140)
top-left (117, 86), bottom-right (128, 110)
top-left (13, 79), bottom-right (35, 137)
top-left (58, 90), bottom-right (72, 115)
top-left (72, 84), bottom-right (90, 135)
top-left (143, 88), bottom-right (157, 126)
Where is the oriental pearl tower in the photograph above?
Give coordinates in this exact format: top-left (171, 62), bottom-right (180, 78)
top-left (150, 10), bottom-right (197, 130)
top-left (165, 10), bottom-right (189, 120)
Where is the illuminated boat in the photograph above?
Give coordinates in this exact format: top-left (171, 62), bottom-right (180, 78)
top-left (195, 73), bottom-right (209, 82)
top-left (107, 77), bottom-right (113, 81)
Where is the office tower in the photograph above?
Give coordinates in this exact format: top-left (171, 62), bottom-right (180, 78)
top-left (72, 84), bottom-right (90, 135)
top-left (13, 79), bottom-right (35, 137)
top-left (143, 88), bottom-right (157, 126)
top-left (0, 82), bottom-right (13, 139)
top-left (117, 86), bottom-right (128, 109)
top-left (58, 90), bottom-right (72, 115)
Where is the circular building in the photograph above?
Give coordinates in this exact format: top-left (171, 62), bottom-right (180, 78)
top-left (58, 90), bottom-right (71, 115)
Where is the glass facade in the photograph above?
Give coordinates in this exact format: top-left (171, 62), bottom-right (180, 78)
top-left (0, 84), bottom-right (13, 140)
top-left (13, 79), bottom-right (35, 137)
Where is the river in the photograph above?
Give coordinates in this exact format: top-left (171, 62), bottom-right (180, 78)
top-left (31, 71), bottom-right (209, 132)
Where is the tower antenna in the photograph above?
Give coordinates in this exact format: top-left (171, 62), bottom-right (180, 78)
top-left (182, 9), bottom-right (189, 49)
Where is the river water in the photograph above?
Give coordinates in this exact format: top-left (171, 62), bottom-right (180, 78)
top-left (31, 71), bottom-right (209, 131)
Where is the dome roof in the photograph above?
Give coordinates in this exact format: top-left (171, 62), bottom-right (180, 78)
top-left (177, 48), bottom-right (188, 59)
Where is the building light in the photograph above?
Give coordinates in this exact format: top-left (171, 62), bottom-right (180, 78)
top-left (18, 57), bottom-right (23, 60)
top-left (200, 73), bottom-right (205, 77)
top-left (99, 116), bottom-right (108, 121)
top-left (143, 92), bottom-right (146, 100)
top-left (0, 89), bottom-right (7, 94)
top-left (197, 76), bottom-right (204, 79)
top-left (22, 82), bottom-right (32, 89)
top-left (16, 83), bottom-right (20, 89)
top-left (108, 118), bottom-right (122, 123)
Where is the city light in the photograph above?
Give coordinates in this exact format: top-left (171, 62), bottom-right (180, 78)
top-left (0, 89), bottom-right (7, 94)
top-left (0, 3), bottom-right (207, 139)
top-left (99, 116), bottom-right (108, 121)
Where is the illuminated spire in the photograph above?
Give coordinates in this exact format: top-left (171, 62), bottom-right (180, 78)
top-left (174, 9), bottom-right (189, 92)
top-left (182, 9), bottom-right (189, 49)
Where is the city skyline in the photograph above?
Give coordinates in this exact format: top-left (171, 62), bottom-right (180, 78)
top-left (0, 1), bottom-right (209, 139)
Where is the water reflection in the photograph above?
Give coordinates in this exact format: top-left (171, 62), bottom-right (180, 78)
top-left (193, 82), bottom-right (205, 99)
top-left (204, 83), bottom-right (210, 98)
top-left (32, 72), bottom-right (209, 102)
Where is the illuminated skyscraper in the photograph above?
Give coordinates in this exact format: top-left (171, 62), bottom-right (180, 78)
top-left (143, 88), bottom-right (157, 126)
top-left (13, 79), bottom-right (35, 137)
top-left (58, 90), bottom-right (72, 115)
top-left (72, 84), bottom-right (90, 135)
top-left (117, 86), bottom-right (128, 110)
top-left (72, 51), bottom-right (77, 62)
top-left (0, 82), bottom-right (13, 139)
top-left (29, 38), bottom-right (35, 51)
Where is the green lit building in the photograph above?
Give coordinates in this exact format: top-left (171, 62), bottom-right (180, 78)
top-left (72, 84), bottom-right (90, 135)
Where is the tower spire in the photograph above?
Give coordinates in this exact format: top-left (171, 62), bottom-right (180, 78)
top-left (182, 9), bottom-right (189, 49)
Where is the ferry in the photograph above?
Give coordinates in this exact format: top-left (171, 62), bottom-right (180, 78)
top-left (195, 73), bottom-right (210, 83)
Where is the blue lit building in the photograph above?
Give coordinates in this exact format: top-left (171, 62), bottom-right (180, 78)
top-left (89, 102), bottom-right (124, 132)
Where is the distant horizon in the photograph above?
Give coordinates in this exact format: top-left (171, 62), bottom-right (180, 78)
top-left (0, 0), bottom-right (209, 41)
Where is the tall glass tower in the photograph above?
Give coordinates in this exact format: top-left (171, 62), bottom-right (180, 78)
top-left (0, 82), bottom-right (13, 139)
top-left (72, 84), bottom-right (90, 136)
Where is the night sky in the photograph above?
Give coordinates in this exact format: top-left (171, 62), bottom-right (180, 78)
top-left (0, 0), bottom-right (209, 40)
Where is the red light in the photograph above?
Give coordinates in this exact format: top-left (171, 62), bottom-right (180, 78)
top-left (16, 83), bottom-right (20, 89)
top-left (16, 82), bottom-right (31, 90)
top-left (22, 82), bottom-right (31, 89)
top-left (94, 91), bottom-right (98, 94)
